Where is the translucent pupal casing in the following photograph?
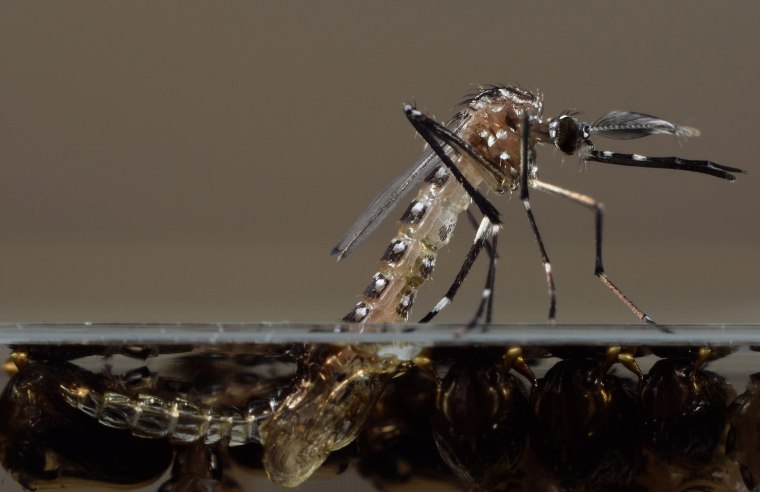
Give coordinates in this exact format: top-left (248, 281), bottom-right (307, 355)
top-left (259, 345), bottom-right (411, 487)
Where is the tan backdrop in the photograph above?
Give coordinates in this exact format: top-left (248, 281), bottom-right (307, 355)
top-left (0, 3), bottom-right (759, 492)
top-left (0, 2), bottom-right (757, 326)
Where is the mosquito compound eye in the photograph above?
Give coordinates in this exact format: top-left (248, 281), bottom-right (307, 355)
top-left (554, 115), bottom-right (581, 154)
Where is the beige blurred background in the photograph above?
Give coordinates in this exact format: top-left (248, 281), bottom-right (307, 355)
top-left (0, 3), bottom-right (759, 492)
top-left (0, 1), bottom-right (758, 328)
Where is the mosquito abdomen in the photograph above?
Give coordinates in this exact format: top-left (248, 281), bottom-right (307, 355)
top-left (343, 162), bottom-right (481, 324)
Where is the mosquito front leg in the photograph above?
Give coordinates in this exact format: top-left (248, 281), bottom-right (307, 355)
top-left (519, 113), bottom-right (557, 321)
top-left (404, 105), bottom-right (502, 226)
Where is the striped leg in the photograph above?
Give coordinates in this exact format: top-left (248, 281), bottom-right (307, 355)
top-left (465, 208), bottom-right (499, 325)
top-left (518, 114), bottom-right (557, 321)
top-left (405, 105), bottom-right (505, 326)
top-left (530, 180), bottom-right (655, 324)
top-left (404, 105), bottom-right (502, 226)
top-left (467, 224), bottom-right (499, 327)
top-left (418, 216), bottom-right (495, 323)
top-left (466, 208), bottom-right (495, 259)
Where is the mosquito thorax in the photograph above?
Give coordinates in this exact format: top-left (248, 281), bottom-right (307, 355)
top-left (549, 114), bottom-right (589, 155)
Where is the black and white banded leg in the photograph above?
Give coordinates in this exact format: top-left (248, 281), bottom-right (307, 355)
top-left (464, 208), bottom-right (500, 325)
top-left (584, 149), bottom-right (744, 181)
top-left (468, 223), bottom-right (499, 327)
top-left (404, 105), bottom-right (502, 226)
top-left (530, 180), bottom-right (656, 324)
top-left (418, 216), bottom-right (497, 323)
top-left (405, 105), bottom-right (505, 325)
top-left (466, 208), bottom-right (495, 259)
top-left (519, 113), bottom-right (558, 321)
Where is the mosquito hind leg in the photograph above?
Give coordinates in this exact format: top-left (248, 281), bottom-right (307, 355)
top-left (418, 216), bottom-right (495, 324)
top-left (529, 180), bottom-right (655, 324)
top-left (466, 208), bottom-right (495, 259)
top-left (465, 208), bottom-right (499, 326)
top-left (404, 105), bottom-right (505, 326)
top-left (467, 224), bottom-right (499, 328)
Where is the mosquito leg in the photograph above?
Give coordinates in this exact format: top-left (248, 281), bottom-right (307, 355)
top-left (404, 106), bottom-right (502, 226)
top-left (519, 114), bottom-right (557, 321)
top-left (418, 216), bottom-right (495, 323)
top-left (466, 225), bottom-right (499, 329)
top-left (529, 180), bottom-right (656, 324)
top-left (485, 226), bottom-right (498, 324)
top-left (465, 208), bottom-right (500, 325)
top-left (466, 208), bottom-right (494, 259)
top-left (404, 103), bottom-right (506, 325)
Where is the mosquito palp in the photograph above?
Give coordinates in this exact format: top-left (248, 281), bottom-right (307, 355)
top-left (583, 149), bottom-right (743, 181)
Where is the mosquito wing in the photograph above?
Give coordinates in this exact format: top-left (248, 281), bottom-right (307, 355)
top-left (331, 148), bottom-right (440, 261)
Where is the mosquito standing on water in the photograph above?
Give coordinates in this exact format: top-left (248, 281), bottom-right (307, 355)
top-left (260, 85), bottom-right (745, 487)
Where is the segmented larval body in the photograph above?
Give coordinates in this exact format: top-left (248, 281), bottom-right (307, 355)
top-left (59, 383), bottom-right (273, 447)
top-left (260, 87), bottom-right (545, 487)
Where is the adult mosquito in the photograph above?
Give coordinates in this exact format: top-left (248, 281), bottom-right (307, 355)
top-left (334, 85), bottom-right (743, 327)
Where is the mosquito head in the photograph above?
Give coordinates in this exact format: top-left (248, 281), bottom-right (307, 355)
top-left (548, 113), bottom-right (591, 155)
